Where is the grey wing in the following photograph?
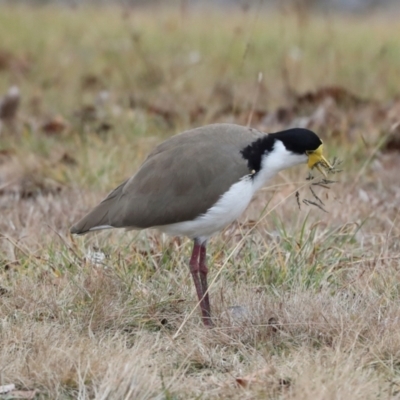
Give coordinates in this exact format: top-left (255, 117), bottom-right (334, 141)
top-left (71, 124), bottom-right (261, 233)
top-left (117, 141), bottom-right (251, 228)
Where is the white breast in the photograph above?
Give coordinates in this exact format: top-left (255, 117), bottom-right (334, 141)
top-left (156, 175), bottom-right (255, 242)
top-left (155, 140), bottom-right (307, 242)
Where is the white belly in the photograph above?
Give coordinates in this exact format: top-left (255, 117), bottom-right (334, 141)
top-left (155, 176), bottom-right (254, 242)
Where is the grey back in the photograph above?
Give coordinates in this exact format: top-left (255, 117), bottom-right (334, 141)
top-left (71, 124), bottom-right (263, 234)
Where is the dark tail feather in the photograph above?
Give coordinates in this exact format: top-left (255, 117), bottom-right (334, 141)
top-left (70, 180), bottom-right (128, 235)
top-left (70, 204), bottom-right (111, 235)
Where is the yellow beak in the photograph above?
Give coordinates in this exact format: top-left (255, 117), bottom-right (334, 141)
top-left (307, 144), bottom-right (332, 176)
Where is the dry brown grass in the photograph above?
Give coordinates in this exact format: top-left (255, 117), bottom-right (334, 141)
top-left (0, 4), bottom-right (400, 399)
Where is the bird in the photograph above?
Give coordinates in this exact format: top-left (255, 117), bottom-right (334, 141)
top-left (70, 123), bottom-right (331, 327)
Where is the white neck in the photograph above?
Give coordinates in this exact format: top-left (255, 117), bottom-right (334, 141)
top-left (252, 140), bottom-right (307, 192)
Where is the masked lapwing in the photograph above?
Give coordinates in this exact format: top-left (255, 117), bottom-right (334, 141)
top-left (71, 123), bottom-right (331, 326)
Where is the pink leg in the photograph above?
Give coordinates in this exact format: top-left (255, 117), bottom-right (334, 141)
top-left (189, 242), bottom-right (203, 306)
top-left (189, 240), bottom-right (212, 327)
top-left (199, 242), bottom-right (211, 323)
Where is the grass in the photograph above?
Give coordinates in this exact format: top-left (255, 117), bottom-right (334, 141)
top-left (1, 3), bottom-right (400, 399)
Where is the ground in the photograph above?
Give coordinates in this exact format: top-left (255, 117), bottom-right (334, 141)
top-left (0, 4), bottom-right (400, 399)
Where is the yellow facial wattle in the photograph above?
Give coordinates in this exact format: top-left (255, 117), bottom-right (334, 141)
top-left (307, 144), bottom-right (332, 176)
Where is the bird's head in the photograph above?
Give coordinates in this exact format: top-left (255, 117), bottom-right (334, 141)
top-left (272, 128), bottom-right (332, 176)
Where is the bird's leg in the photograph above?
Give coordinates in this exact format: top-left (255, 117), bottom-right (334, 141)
top-left (189, 241), bottom-right (203, 304)
top-left (189, 240), bottom-right (212, 327)
top-left (199, 242), bottom-right (212, 324)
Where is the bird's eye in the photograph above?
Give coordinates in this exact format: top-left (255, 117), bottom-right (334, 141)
top-left (306, 150), bottom-right (313, 155)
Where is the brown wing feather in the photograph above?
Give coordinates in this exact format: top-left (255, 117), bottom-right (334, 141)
top-left (70, 124), bottom-right (262, 234)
